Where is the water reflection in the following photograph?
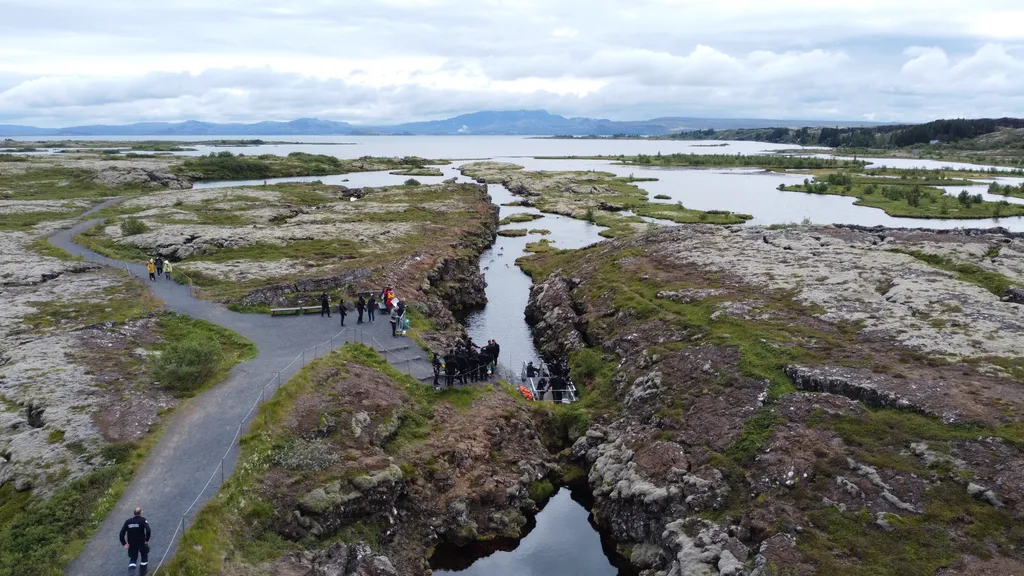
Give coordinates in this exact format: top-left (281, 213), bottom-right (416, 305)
top-left (430, 489), bottom-right (622, 576)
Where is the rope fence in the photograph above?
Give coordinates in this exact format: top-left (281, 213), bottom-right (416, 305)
top-left (152, 328), bottom-right (348, 574)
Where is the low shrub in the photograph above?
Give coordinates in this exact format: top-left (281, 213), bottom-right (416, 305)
top-left (119, 217), bottom-right (148, 236)
top-left (150, 333), bottom-right (224, 393)
top-left (404, 178), bottom-right (421, 186)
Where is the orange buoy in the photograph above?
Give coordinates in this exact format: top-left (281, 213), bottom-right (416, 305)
top-left (519, 386), bottom-right (534, 401)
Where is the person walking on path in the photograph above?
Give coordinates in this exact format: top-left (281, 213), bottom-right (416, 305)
top-left (367, 295), bottom-right (376, 322)
top-left (320, 291), bottom-right (331, 318)
top-left (146, 260), bottom-right (156, 282)
top-left (357, 296), bottom-right (366, 324)
top-left (119, 507), bottom-right (151, 575)
top-left (154, 256), bottom-right (163, 278)
top-left (389, 307), bottom-right (400, 337)
top-left (163, 260), bottom-right (173, 280)
top-left (339, 298), bottom-right (347, 326)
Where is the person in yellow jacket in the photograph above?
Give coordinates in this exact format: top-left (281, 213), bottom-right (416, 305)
top-left (163, 260), bottom-right (173, 281)
top-left (146, 260), bottom-right (156, 282)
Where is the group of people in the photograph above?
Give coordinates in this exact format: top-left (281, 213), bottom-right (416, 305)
top-left (525, 359), bottom-right (572, 402)
top-left (317, 285), bottom-right (406, 336)
top-left (432, 338), bottom-right (501, 388)
top-left (145, 256), bottom-right (172, 282)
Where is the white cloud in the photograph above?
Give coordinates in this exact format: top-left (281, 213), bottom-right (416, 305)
top-left (0, 0), bottom-right (1022, 125)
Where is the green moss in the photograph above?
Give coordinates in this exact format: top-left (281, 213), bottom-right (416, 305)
top-left (528, 479), bottom-right (555, 503)
top-left (0, 210), bottom-right (85, 230)
top-left (23, 277), bottom-right (161, 331)
top-left (808, 406), bottom-right (1024, 450)
top-left (151, 312), bottom-right (258, 396)
top-left (498, 213), bottom-right (543, 225)
top-left (46, 429), bottom-right (65, 444)
top-left (726, 408), bottom-right (781, 463)
top-left (780, 179), bottom-right (1024, 219)
top-left (497, 228), bottom-right (528, 237)
top-left (27, 237), bottom-right (80, 261)
top-left (890, 249), bottom-right (1017, 297)
top-left (172, 152), bottom-right (449, 181)
top-left (799, 481), bottom-right (1024, 576)
top-left (164, 343), bottom-right (478, 573)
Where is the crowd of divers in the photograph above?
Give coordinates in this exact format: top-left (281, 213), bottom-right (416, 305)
top-left (430, 338), bottom-right (575, 402)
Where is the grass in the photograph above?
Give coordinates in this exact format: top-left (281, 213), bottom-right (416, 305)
top-left (172, 152), bottom-right (448, 181)
top-left (74, 221), bottom-right (153, 262)
top-left (163, 343), bottom-right (484, 574)
top-left (807, 407), bottom-right (1024, 450)
top-left (0, 210), bottom-right (85, 230)
top-left (23, 277), bottom-right (162, 331)
top-left (497, 228), bottom-right (528, 237)
top-left (788, 397), bottom-right (1024, 573)
top-left (780, 178), bottom-right (1024, 219)
top-left (27, 237), bottom-right (81, 261)
top-left (535, 153), bottom-right (868, 169)
top-left (498, 213), bottom-right (544, 225)
top-left (891, 249), bottom-right (1017, 297)
top-left (633, 203), bottom-right (753, 224)
top-left (524, 239), bottom-right (559, 254)
top-left (0, 312), bottom-right (253, 576)
top-left (152, 312), bottom-right (258, 396)
top-left (0, 166), bottom-right (148, 200)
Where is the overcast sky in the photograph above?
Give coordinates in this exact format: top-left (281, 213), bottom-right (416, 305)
top-left (2, 0), bottom-right (1023, 126)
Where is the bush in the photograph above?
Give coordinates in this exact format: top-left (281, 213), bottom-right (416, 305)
top-left (583, 207), bottom-right (596, 222)
top-left (151, 333), bottom-right (223, 393)
top-left (404, 178), bottom-right (421, 186)
top-left (119, 217), bottom-right (148, 236)
top-left (528, 479), bottom-right (555, 503)
top-left (653, 194), bottom-right (671, 199)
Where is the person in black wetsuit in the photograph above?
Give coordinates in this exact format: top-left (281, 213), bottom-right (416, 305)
top-left (477, 349), bottom-right (489, 381)
top-left (320, 291), bottom-right (331, 318)
top-left (119, 507), bottom-right (152, 575)
top-left (444, 351), bottom-right (456, 387)
top-left (432, 353), bottom-right (442, 388)
top-left (367, 295), bottom-right (376, 322)
top-left (357, 296), bottom-right (366, 324)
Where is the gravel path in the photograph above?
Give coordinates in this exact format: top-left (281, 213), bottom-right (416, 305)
top-left (53, 200), bottom-right (434, 575)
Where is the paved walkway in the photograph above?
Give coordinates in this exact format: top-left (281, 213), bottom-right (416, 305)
top-left (52, 202), bottom-right (435, 575)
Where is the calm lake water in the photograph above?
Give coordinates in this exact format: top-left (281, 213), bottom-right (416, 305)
top-left (430, 489), bottom-right (621, 576)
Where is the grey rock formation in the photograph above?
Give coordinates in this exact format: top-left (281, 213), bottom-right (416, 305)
top-left (524, 274), bottom-right (587, 358)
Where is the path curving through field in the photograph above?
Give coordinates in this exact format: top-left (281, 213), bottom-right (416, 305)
top-left (53, 201), bottom-right (433, 575)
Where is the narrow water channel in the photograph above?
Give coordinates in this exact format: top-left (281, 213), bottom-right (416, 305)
top-left (462, 180), bottom-right (606, 373)
top-left (430, 489), bottom-right (624, 576)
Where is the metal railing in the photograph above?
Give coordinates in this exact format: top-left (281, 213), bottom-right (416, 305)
top-left (152, 328), bottom-right (348, 574)
top-left (519, 361), bottom-right (578, 403)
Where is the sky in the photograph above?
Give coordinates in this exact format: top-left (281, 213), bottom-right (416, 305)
top-left (1, 0), bottom-right (1023, 126)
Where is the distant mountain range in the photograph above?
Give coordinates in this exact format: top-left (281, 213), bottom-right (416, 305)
top-left (0, 110), bottom-right (884, 137)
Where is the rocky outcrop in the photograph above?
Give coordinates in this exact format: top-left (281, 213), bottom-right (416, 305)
top-left (94, 166), bottom-right (190, 189)
top-left (238, 268), bottom-right (373, 307)
top-left (524, 273), bottom-right (587, 358)
top-left (785, 365), bottom-right (928, 415)
top-left (286, 541), bottom-right (399, 576)
top-left (427, 201), bottom-right (497, 314)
